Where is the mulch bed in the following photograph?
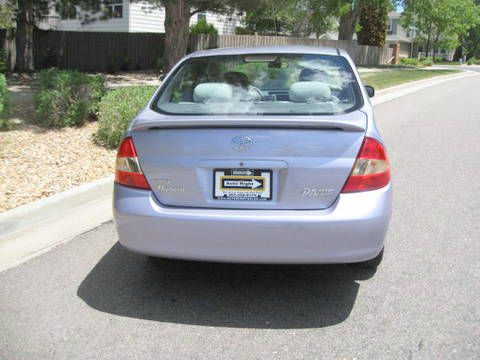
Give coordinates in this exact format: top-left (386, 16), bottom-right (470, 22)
top-left (0, 74), bottom-right (120, 212)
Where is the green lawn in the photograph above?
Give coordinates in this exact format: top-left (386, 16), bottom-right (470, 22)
top-left (360, 69), bottom-right (460, 90)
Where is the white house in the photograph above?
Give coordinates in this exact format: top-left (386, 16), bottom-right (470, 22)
top-left (38, 0), bottom-right (243, 34)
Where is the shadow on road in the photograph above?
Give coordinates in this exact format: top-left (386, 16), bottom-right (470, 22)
top-left (78, 242), bottom-right (375, 329)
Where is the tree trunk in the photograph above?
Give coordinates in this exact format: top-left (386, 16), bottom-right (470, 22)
top-left (425, 22), bottom-right (432, 58)
top-left (163, 0), bottom-right (190, 73)
top-left (15, 0), bottom-right (35, 72)
top-left (3, 29), bottom-right (16, 73)
top-left (338, 2), bottom-right (362, 41)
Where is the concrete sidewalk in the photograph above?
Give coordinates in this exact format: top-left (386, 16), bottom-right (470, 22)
top-left (0, 70), bottom-right (477, 272)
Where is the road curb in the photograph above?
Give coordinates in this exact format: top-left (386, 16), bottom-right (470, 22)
top-left (0, 176), bottom-right (113, 272)
top-left (1, 70), bottom-right (478, 272)
top-left (0, 175), bottom-right (114, 238)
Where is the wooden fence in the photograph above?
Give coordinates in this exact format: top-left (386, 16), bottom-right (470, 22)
top-left (189, 34), bottom-right (393, 66)
top-left (32, 30), bottom-right (165, 72)
top-left (1, 30), bottom-right (393, 72)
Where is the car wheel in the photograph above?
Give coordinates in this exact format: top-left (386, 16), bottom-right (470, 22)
top-left (352, 248), bottom-right (384, 269)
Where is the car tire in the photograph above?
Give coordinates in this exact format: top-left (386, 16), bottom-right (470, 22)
top-left (352, 248), bottom-right (384, 269)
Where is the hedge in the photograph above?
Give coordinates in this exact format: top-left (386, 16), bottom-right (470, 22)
top-left (34, 69), bottom-right (106, 127)
top-left (95, 85), bottom-right (157, 148)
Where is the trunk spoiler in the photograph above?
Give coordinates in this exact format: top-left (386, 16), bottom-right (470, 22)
top-left (130, 109), bottom-right (367, 132)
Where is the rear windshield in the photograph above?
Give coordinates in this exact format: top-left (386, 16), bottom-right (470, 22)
top-left (154, 53), bottom-right (362, 116)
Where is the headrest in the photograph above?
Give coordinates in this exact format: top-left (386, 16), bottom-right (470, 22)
top-left (289, 81), bottom-right (331, 102)
top-left (224, 71), bottom-right (250, 88)
top-left (299, 68), bottom-right (328, 82)
top-left (193, 83), bottom-right (233, 102)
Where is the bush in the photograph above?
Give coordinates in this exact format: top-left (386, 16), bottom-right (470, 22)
top-left (399, 57), bottom-right (433, 67)
top-left (467, 57), bottom-right (480, 65)
top-left (420, 56), bottom-right (433, 67)
top-left (95, 85), bottom-right (156, 148)
top-left (400, 57), bottom-right (420, 66)
top-left (0, 49), bottom-right (6, 74)
top-left (34, 69), bottom-right (106, 127)
top-left (235, 26), bottom-right (253, 35)
top-left (190, 18), bottom-right (218, 35)
top-left (0, 74), bottom-right (9, 130)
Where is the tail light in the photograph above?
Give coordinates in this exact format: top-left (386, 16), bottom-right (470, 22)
top-left (115, 137), bottom-right (150, 190)
top-left (341, 137), bottom-right (390, 193)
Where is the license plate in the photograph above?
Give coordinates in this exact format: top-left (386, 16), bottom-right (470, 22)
top-left (213, 169), bottom-right (272, 201)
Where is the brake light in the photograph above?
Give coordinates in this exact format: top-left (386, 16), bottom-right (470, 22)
top-left (115, 137), bottom-right (150, 190)
top-left (341, 137), bottom-right (390, 193)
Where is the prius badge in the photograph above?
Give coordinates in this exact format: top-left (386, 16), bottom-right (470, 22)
top-left (231, 136), bottom-right (253, 151)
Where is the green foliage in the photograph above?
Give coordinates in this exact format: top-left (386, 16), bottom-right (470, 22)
top-left (357, 1), bottom-right (389, 46)
top-left (0, 74), bottom-right (9, 130)
top-left (190, 18), bottom-right (218, 35)
top-left (467, 57), bottom-right (480, 64)
top-left (234, 26), bottom-right (253, 35)
top-left (34, 69), bottom-right (106, 128)
top-left (0, 2), bottom-right (15, 29)
top-left (464, 16), bottom-right (480, 58)
top-left (400, 57), bottom-right (420, 66)
top-left (402, 0), bottom-right (480, 56)
top-left (242, 0), bottom-right (341, 37)
top-left (420, 56), bottom-right (434, 66)
top-left (0, 49), bottom-right (6, 74)
top-left (399, 56), bottom-right (434, 66)
top-left (95, 86), bottom-right (156, 148)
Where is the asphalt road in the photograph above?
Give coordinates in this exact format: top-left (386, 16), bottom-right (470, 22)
top-left (1, 75), bottom-right (480, 359)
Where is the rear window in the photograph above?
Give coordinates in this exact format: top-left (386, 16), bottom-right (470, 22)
top-left (154, 53), bottom-right (362, 116)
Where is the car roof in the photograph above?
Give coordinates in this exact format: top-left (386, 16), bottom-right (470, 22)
top-left (187, 46), bottom-right (346, 59)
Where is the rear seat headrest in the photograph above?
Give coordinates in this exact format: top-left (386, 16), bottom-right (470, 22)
top-left (193, 83), bottom-right (233, 103)
top-left (289, 81), bottom-right (331, 102)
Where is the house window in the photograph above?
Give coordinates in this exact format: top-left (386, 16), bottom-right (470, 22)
top-left (386, 19), bottom-right (393, 35)
top-left (105, 2), bottom-right (123, 18)
top-left (197, 13), bottom-right (206, 22)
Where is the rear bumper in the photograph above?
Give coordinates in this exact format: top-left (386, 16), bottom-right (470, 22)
top-left (113, 183), bottom-right (392, 264)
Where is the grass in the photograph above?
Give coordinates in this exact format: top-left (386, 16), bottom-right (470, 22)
top-left (360, 69), bottom-right (460, 90)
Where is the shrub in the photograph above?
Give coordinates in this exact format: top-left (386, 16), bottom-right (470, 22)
top-left (95, 85), bottom-right (156, 148)
top-left (235, 26), bottom-right (253, 35)
top-left (400, 57), bottom-right (420, 66)
top-left (467, 57), bottom-right (480, 65)
top-left (34, 69), bottom-right (106, 127)
top-left (190, 18), bottom-right (218, 35)
top-left (0, 49), bottom-right (6, 74)
top-left (420, 56), bottom-right (433, 67)
top-left (0, 74), bottom-right (9, 130)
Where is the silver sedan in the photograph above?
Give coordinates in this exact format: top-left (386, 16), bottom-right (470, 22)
top-left (113, 46), bottom-right (392, 269)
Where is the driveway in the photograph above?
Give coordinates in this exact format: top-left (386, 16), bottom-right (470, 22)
top-left (1, 76), bottom-right (479, 359)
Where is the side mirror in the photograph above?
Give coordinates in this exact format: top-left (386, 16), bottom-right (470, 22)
top-left (365, 85), bottom-right (375, 98)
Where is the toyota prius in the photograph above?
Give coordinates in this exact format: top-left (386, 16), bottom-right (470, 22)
top-left (113, 46), bottom-right (392, 269)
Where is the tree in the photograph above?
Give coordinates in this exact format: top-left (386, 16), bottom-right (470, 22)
top-left (338, 1), bottom-right (362, 41)
top-left (0, 2), bottom-right (15, 29)
top-left (357, 0), bottom-right (392, 46)
top-left (463, 0), bottom-right (480, 58)
top-left (241, 0), bottom-right (341, 38)
top-left (402, 0), bottom-right (480, 58)
top-left (143, 0), bottom-right (262, 72)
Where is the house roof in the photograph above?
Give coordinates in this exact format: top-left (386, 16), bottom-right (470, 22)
top-left (386, 34), bottom-right (413, 44)
top-left (388, 11), bottom-right (402, 19)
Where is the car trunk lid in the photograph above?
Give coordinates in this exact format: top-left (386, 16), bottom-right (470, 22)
top-left (131, 110), bottom-right (366, 210)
